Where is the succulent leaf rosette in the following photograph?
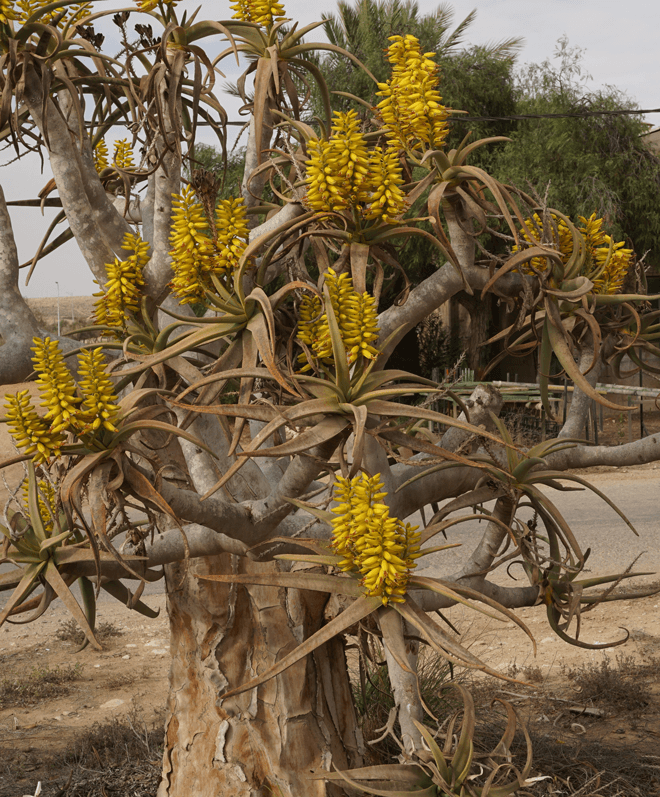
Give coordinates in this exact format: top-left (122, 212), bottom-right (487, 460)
top-left (483, 210), bottom-right (658, 418)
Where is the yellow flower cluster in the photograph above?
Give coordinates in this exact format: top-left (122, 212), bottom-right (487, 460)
top-left (215, 197), bottom-right (249, 276)
top-left (21, 477), bottom-right (57, 533)
top-left (93, 140), bottom-right (109, 173)
top-left (4, 391), bottom-right (64, 464)
top-left (580, 213), bottom-right (632, 294)
top-left (32, 337), bottom-right (80, 434)
top-left (297, 294), bottom-right (324, 360)
top-left (297, 268), bottom-right (379, 369)
top-left (169, 186), bottom-right (249, 304)
top-left (169, 186), bottom-right (216, 304)
top-left (93, 232), bottom-right (149, 331)
top-left (0, 0), bottom-right (16, 24)
top-left (113, 139), bottom-right (135, 170)
top-left (5, 339), bottom-right (121, 463)
top-left (516, 212), bottom-right (632, 294)
top-left (229, 0), bottom-right (285, 26)
top-left (78, 347), bottom-right (120, 433)
top-left (305, 111), bottom-right (405, 223)
top-left (363, 146), bottom-right (407, 223)
top-left (15, 0), bottom-right (91, 26)
top-left (135, 0), bottom-right (179, 11)
top-left (376, 34), bottom-right (450, 154)
top-left (331, 473), bottom-right (421, 605)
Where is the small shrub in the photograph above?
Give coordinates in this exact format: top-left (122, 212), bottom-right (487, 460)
top-left (508, 663), bottom-right (544, 683)
top-left (0, 663), bottom-right (83, 708)
top-left (566, 655), bottom-right (649, 711)
top-left (55, 619), bottom-right (123, 645)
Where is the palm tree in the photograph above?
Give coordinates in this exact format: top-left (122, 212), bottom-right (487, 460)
top-left (315, 0), bottom-right (522, 111)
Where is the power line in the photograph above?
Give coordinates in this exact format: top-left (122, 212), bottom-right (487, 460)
top-left (220, 106), bottom-right (660, 126)
top-left (33, 106), bottom-right (660, 130)
top-left (447, 107), bottom-right (660, 123)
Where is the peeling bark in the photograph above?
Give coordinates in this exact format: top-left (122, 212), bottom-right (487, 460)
top-left (158, 554), bottom-right (361, 797)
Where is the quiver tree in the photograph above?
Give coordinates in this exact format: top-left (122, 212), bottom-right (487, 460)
top-left (0, 2), bottom-right (659, 795)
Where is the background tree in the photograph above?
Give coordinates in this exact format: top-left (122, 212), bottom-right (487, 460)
top-left (491, 36), bottom-right (660, 271)
top-left (0, 3), bottom-right (659, 797)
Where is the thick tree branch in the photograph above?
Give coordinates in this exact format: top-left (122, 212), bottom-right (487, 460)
top-left (547, 432), bottom-right (660, 470)
top-left (377, 264), bottom-right (528, 362)
top-left (0, 184), bottom-right (41, 381)
top-left (22, 67), bottom-right (123, 281)
top-left (142, 145), bottom-right (180, 299)
top-left (248, 439), bottom-right (338, 529)
top-left (558, 336), bottom-right (601, 439)
top-left (175, 412), bottom-right (271, 502)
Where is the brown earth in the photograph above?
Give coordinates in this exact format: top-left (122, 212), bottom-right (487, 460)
top-left (26, 297), bottom-right (96, 338)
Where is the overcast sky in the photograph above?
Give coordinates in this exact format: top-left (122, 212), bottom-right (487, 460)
top-left (6, 0), bottom-right (658, 298)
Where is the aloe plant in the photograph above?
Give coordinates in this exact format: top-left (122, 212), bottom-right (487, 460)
top-left (0, 4), bottom-right (657, 796)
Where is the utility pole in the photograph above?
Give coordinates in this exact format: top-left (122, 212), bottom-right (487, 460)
top-left (55, 281), bottom-right (60, 337)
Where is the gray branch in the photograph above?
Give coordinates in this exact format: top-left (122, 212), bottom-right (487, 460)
top-left (0, 185), bottom-right (41, 382)
top-left (22, 66), bottom-right (125, 281)
top-left (558, 336), bottom-right (601, 439)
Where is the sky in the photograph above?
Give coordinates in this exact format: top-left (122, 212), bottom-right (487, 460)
top-left (5, 0), bottom-right (659, 298)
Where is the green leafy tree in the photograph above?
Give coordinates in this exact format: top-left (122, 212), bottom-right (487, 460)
top-left (317, 0), bottom-right (520, 112)
top-left (492, 36), bottom-right (660, 269)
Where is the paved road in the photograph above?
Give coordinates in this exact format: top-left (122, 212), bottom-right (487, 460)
top-left (2, 469), bottom-right (658, 610)
top-left (417, 468), bottom-right (660, 586)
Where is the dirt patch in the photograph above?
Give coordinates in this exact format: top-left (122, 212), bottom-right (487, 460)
top-left (0, 595), bottom-right (169, 796)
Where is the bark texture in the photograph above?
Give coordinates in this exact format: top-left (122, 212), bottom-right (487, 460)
top-left (0, 184), bottom-right (42, 382)
top-left (158, 554), bottom-right (362, 796)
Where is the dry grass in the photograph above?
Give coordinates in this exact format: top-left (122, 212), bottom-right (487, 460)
top-left (0, 709), bottom-right (164, 797)
top-left (0, 664), bottom-right (83, 709)
top-left (54, 619), bottom-right (123, 646)
top-left (565, 655), bottom-right (651, 712)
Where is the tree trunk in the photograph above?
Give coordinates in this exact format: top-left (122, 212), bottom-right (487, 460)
top-left (157, 553), bottom-right (363, 796)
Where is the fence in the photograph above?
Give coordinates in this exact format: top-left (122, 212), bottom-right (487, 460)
top-left (429, 369), bottom-right (660, 445)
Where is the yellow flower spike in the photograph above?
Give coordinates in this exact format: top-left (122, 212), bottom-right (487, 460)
top-left (305, 111), bottom-right (370, 214)
top-left (230, 0), bottom-right (285, 27)
top-left (168, 185), bottom-right (216, 305)
top-left (77, 348), bottom-right (120, 433)
top-left (136, 0), bottom-right (178, 10)
top-left (93, 232), bottom-right (149, 332)
top-left (113, 139), bottom-right (135, 170)
top-left (0, 0), bottom-right (16, 23)
top-left (215, 197), bottom-right (250, 277)
top-left (16, 0), bottom-right (91, 26)
top-left (93, 140), bottom-right (109, 173)
top-left (31, 337), bottom-right (80, 434)
top-left (515, 212), bottom-right (633, 295)
top-left (364, 146), bottom-right (406, 223)
top-left (376, 34), bottom-right (450, 154)
top-left (330, 473), bottom-right (420, 605)
top-left (21, 478), bottom-right (57, 533)
top-left (4, 391), bottom-right (64, 464)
